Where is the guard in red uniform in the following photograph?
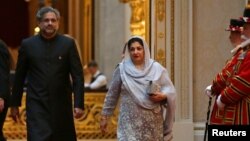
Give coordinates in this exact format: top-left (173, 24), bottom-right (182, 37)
top-left (206, 8), bottom-right (250, 125)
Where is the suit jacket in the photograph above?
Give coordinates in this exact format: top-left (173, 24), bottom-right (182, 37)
top-left (0, 39), bottom-right (10, 101)
top-left (11, 34), bottom-right (84, 141)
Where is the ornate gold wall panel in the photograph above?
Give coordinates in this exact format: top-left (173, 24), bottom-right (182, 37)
top-left (154, 0), bottom-right (167, 67)
top-left (153, 0), bottom-right (175, 81)
top-left (120, 0), bottom-right (150, 43)
top-left (3, 93), bottom-right (118, 140)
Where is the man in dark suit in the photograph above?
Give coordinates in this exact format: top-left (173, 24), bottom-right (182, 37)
top-left (0, 39), bottom-right (10, 141)
top-left (10, 6), bottom-right (84, 141)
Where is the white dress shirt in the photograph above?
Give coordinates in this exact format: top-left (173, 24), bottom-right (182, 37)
top-left (85, 70), bottom-right (107, 90)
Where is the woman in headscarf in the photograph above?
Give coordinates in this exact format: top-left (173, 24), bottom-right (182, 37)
top-left (100, 35), bottom-right (176, 141)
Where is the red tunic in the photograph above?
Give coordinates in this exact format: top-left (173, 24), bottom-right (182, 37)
top-left (210, 48), bottom-right (250, 125)
top-left (211, 50), bottom-right (242, 96)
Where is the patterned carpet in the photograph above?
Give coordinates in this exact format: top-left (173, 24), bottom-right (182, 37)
top-left (8, 139), bottom-right (116, 141)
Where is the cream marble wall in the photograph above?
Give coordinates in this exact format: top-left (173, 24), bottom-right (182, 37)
top-left (192, 0), bottom-right (245, 140)
top-left (193, 0), bottom-right (245, 123)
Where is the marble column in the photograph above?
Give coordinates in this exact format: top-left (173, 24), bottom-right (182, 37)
top-left (94, 0), bottom-right (128, 84)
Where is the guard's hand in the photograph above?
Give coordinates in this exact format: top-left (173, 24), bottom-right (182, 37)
top-left (74, 108), bottom-right (83, 119)
top-left (204, 85), bottom-right (212, 97)
top-left (0, 98), bottom-right (4, 113)
top-left (100, 115), bottom-right (108, 134)
top-left (216, 95), bottom-right (225, 110)
top-left (10, 107), bottom-right (20, 122)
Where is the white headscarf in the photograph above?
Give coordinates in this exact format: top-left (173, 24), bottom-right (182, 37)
top-left (119, 35), bottom-right (165, 109)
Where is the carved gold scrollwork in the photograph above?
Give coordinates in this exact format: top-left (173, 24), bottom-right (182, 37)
top-left (120, 0), bottom-right (146, 38)
top-left (157, 0), bottom-right (165, 21)
top-left (4, 93), bottom-right (118, 139)
top-left (156, 48), bottom-right (166, 67)
top-left (154, 0), bottom-right (167, 67)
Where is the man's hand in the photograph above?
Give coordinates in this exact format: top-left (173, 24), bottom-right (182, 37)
top-left (0, 98), bottom-right (4, 113)
top-left (10, 107), bottom-right (20, 122)
top-left (74, 108), bottom-right (83, 119)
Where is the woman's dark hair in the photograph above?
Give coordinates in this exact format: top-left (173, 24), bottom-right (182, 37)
top-left (127, 37), bottom-right (143, 49)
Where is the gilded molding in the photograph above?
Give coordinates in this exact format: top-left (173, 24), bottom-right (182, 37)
top-left (155, 0), bottom-right (174, 82)
top-left (171, 0), bottom-right (175, 82)
top-left (158, 32), bottom-right (165, 38)
top-left (154, 0), bottom-right (166, 67)
top-left (120, 0), bottom-right (148, 41)
top-left (157, 0), bottom-right (165, 21)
